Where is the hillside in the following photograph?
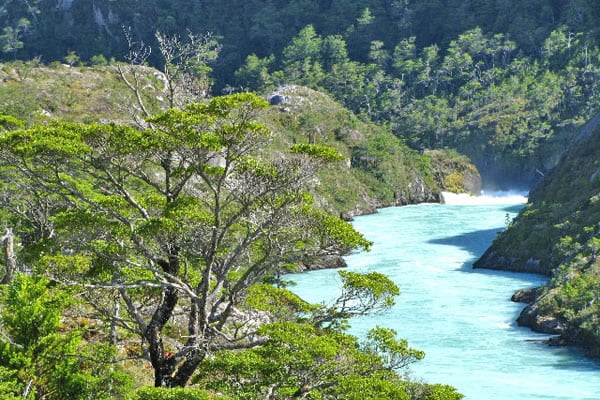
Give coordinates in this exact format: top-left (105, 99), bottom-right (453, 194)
top-left (0, 62), bottom-right (480, 220)
top-left (474, 112), bottom-right (600, 356)
top-left (3, 0), bottom-right (599, 75)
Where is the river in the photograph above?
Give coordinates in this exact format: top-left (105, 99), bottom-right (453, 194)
top-left (289, 193), bottom-right (600, 399)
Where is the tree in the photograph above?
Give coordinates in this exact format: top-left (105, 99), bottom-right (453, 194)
top-left (0, 274), bottom-right (130, 399)
top-left (63, 50), bottom-right (80, 67)
top-left (234, 53), bottom-right (275, 92)
top-left (281, 25), bottom-right (325, 86)
top-left (196, 321), bottom-right (415, 399)
top-left (116, 28), bottom-right (221, 124)
top-left (0, 92), bottom-right (372, 388)
top-left (0, 115), bottom-right (25, 285)
top-left (0, 18), bottom-right (30, 57)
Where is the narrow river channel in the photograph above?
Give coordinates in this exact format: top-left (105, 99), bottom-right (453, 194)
top-left (290, 194), bottom-right (600, 399)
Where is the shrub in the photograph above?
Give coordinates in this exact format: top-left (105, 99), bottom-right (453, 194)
top-left (128, 387), bottom-right (215, 400)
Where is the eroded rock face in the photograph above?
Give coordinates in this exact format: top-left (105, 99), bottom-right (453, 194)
top-left (511, 288), bottom-right (569, 336)
top-left (462, 168), bottom-right (482, 194)
top-left (474, 250), bottom-right (547, 275)
top-left (396, 177), bottom-right (440, 206)
top-left (516, 302), bottom-right (568, 335)
top-left (303, 255), bottom-right (348, 271)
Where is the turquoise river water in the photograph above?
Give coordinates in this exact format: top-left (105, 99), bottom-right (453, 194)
top-left (290, 193), bottom-right (600, 399)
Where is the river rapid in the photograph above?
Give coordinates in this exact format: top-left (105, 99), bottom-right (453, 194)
top-left (290, 193), bottom-right (600, 399)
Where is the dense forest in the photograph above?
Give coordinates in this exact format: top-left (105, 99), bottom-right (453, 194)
top-left (2, 0), bottom-right (600, 398)
top-left (2, 0), bottom-right (600, 186)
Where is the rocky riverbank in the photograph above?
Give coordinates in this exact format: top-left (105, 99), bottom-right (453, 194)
top-left (474, 111), bottom-right (600, 358)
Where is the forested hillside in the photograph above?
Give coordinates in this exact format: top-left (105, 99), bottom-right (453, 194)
top-left (0, 62), bottom-right (479, 216)
top-left (474, 112), bottom-right (600, 357)
top-left (2, 0), bottom-right (600, 186)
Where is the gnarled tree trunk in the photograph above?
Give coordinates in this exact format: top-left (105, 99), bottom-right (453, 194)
top-left (1, 228), bottom-right (16, 284)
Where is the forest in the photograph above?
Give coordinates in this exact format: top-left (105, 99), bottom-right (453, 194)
top-left (1, 0), bottom-right (600, 398)
top-left (2, 0), bottom-right (600, 185)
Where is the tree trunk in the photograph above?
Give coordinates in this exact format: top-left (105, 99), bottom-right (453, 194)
top-left (147, 284), bottom-right (179, 387)
top-left (147, 255), bottom-right (181, 387)
top-left (109, 293), bottom-right (120, 346)
top-left (1, 228), bottom-right (16, 284)
top-left (170, 349), bottom-right (204, 387)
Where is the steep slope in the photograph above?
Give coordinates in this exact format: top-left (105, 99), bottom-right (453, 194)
top-left (474, 112), bottom-right (600, 356)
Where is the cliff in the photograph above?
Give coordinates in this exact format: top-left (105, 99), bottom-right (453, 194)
top-left (474, 111), bottom-right (600, 356)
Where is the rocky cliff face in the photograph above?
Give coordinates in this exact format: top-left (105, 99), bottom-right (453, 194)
top-left (474, 111), bottom-right (600, 357)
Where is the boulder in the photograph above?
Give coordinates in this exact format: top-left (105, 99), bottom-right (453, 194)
top-left (304, 255), bottom-right (347, 271)
top-left (268, 94), bottom-right (288, 106)
top-left (511, 287), bottom-right (538, 303)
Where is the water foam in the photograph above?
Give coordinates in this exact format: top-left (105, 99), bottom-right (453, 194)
top-left (440, 191), bottom-right (528, 205)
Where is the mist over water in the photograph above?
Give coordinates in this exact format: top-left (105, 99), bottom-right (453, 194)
top-left (290, 195), bottom-right (600, 399)
top-left (440, 191), bottom-right (529, 205)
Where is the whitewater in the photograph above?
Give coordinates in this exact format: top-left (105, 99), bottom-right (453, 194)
top-left (290, 192), bottom-right (600, 399)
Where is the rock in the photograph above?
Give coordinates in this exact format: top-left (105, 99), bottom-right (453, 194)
top-left (462, 168), bottom-right (482, 194)
top-left (268, 94), bottom-right (288, 105)
top-left (304, 255), bottom-right (347, 271)
top-left (516, 301), bottom-right (568, 335)
top-left (511, 287), bottom-right (538, 303)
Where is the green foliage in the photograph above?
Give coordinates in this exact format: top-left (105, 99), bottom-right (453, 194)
top-left (0, 114), bottom-right (23, 131)
top-left (0, 18), bottom-right (30, 55)
top-left (476, 114), bottom-right (600, 355)
top-left (227, 20), bottom-right (600, 185)
top-left (0, 91), bottom-right (399, 390)
top-left (63, 51), bottom-right (81, 67)
top-left (290, 143), bottom-right (346, 162)
top-left (339, 270), bottom-right (400, 310)
top-left (89, 54), bottom-right (109, 66)
top-left (303, 207), bottom-right (372, 253)
top-left (363, 326), bottom-right (425, 370)
top-left (2, 2), bottom-right (600, 181)
top-left (333, 374), bottom-right (410, 400)
top-left (235, 54), bottom-right (275, 92)
top-left (128, 387), bottom-right (215, 400)
top-left (0, 274), bottom-right (131, 399)
top-left (196, 320), bottom-right (435, 400)
top-left (245, 283), bottom-right (315, 317)
top-left (310, 270), bottom-right (400, 330)
top-left (424, 384), bottom-right (465, 400)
